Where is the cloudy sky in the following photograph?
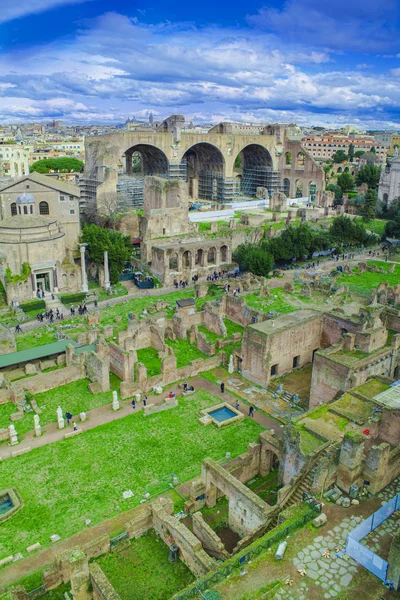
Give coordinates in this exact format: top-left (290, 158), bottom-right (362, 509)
top-left (1, 0), bottom-right (400, 128)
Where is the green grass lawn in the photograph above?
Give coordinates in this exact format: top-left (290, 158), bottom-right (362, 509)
top-left (96, 531), bottom-right (195, 600)
top-left (136, 347), bottom-right (161, 377)
top-left (0, 390), bottom-right (263, 557)
top-left (354, 217), bottom-right (387, 236)
top-left (337, 260), bottom-right (400, 296)
top-left (244, 289), bottom-right (298, 315)
top-left (165, 337), bottom-right (207, 367)
top-left (1, 375), bottom-right (121, 436)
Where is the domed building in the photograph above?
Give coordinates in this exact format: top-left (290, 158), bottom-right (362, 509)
top-left (0, 173), bottom-right (82, 302)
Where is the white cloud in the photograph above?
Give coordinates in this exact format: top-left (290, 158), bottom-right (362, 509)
top-left (0, 0), bottom-right (91, 24)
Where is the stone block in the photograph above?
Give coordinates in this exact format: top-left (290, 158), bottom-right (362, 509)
top-left (50, 534), bottom-right (61, 543)
top-left (87, 314), bottom-right (99, 326)
top-left (313, 513), bottom-right (327, 528)
top-left (80, 412), bottom-right (87, 422)
top-left (12, 447), bottom-right (31, 457)
top-left (342, 497), bottom-right (351, 508)
top-left (24, 363), bottom-right (37, 375)
top-left (103, 325), bottom-right (113, 338)
top-left (27, 542), bottom-right (41, 553)
top-left (0, 555), bottom-right (14, 567)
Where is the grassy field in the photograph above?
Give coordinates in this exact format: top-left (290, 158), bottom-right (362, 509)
top-left (337, 260), bottom-right (400, 295)
top-left (165, 336), bottom-right (207, 367)
top-left (354, 217), bottom-right (387, 236)
top-left (244, 289), bottom-right (298, 314)
top-left (136, 347), bottom-right (162, 377)
top-left (0, 390), bottom-right (263, 557)
top-left (97, 531), bottom-right (195, 600)
top-left (0, 374), bottom-right (121, 436)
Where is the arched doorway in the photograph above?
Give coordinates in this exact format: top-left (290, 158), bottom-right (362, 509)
top-left (283, 178), bottom-right (290, 197)
top-left (309, 181), bottom-right (316, 202)
top-left (295, 180), bottom-right (303, 198)
top-left (207, 247), bottom-right (216, 265)
top-left (220, 245), bottom-right (228, 263)
top-left (124, 144), bottom-right (169, 176)
top-left (182, 250), bottom-right (191, 268)
top-left (169, 253), bottom-right (178, 270)
top-left (234, 144), bottom-right (273, 198)
top-left (181, 143), bottom-right (225, 201)
top-left (195, 249), bottom-right (204, 266)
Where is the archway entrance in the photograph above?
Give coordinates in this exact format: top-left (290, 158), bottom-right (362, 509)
top-left (181, 143), bottom-right (225, 201)
top-left (233, 144), bottom-right (277, 197)
top-left (124, 144), bottom-right (169, 176)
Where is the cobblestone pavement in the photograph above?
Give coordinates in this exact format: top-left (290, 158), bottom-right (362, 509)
top-left (274, 478), bottom-right (400, 600)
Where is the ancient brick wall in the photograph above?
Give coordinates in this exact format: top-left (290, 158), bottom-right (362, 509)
top-left (192, 512), bottom-right (229, 560)
top-left (223, 295), bottom-right (263, 326)
top-left (125, 505), bottom-right (153, 538)
top-left (379, 410), bottom-right (400, 446)
top-left (19, 365), bottom-right (84, 395)
top-left (322, 314), bottom-right (363, 347)
top-left (203, 308), bottom-right (226, 336)
top-left (109, 342), bottom-right (134, 381)
top-left (85, 351), bottom-right (110, 392)
top-left (90, 564), bottom-right (121, 600)
top-left (309, 352), bottom-right (351, 407)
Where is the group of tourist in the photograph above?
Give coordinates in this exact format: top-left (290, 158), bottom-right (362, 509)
top-left (131, 394), bottom-right (148, 410)
top-left (36, 308), bottom-right (64, 323)
top-left (173, 279), bottom-right (190, 289)
top-left (65, 411), bottom-right (78, 431)
top-left (70, 304), bottom-right (88, 316)
top-left (36, 287), bottom-right (45, 299)
top-left (183, 382), bottom-right (195, 392)
top-left (224, 283), bottom-right (241, 296)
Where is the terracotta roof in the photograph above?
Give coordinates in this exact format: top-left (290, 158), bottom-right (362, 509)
top-left (0, 172), bottom-right (80, 196)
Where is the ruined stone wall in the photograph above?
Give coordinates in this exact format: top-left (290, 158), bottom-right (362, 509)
top-left (109, 342), bottom-right (134, 381)
top-left (322, 314), bottom-right (363, 347)
top-left (152, 498), bottom-right (216, 577)
top-left (227, 442), bottom-right (261, 484)
top-left (309, 352), bottom-right (351, 407)
top-left (90, 563), bottom-right (121, 600)
top-left (223, 295), bottom-right (264, 326)
top-left (378, 410), bottom-right (400, 446)
top-left (203, 308), bottom-right (226, 336)
top-left (355, 327), bottom-right (388, 353)
top-left (192, 512), bottom-right (229, 560)
top-left (85, 351), bottom-right (110, 392)
top-left (18, 365), bottom-right (84, 395)
top-left (120, 353), bottom-right (223, 398)
top-left (202, 458), bottom-right (272, 537)
top-left (125, 505), bottom-right (153, 538)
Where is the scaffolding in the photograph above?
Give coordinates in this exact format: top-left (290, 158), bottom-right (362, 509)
top-left (198, 171), bottom-right (225, 202)
top-left (79, 176), bottom-right (101, 214)
top-left (241, 167), bottom-right (281, 198)
top-left (117, 175), bottom-right (145, 208)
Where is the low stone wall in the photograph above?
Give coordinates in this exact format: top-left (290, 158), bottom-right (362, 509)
top-left (125, 505), bottom-right (153, 538)
top-left (144, 397), bottom-right (178, 415)
top-left (17, 365), bottom-right (84, 395)
top-left (222, 294), bottom-right (265, 326)
top-left (152, 498), bottom-right (217, 577)
top-left (90, 563), bottom-right (121, 600)
top-left (192, 512), bottom-right (229, 560)
top-left (0, 388), bottom-right (12, 404)
top-left (120, 353), bottom-right (224, 399)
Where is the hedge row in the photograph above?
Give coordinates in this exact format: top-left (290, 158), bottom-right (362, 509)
top-left (20, 300), bottom-right (46, 312)
top-left (59, 292), bottom-right (87, 305)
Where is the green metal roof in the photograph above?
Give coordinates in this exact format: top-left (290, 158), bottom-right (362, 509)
top-left (0, 339), bottom-right (79, 369)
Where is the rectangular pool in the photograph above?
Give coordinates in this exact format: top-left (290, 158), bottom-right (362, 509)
top-left (0, 494), bottom-right (14, 516)
top-left (209, 407), bottom-right (237, 423)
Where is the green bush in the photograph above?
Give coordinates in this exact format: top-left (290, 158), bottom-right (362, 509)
top-left (5, 262), bottom-right (31, 283)
top-left (59, 292), bottom-right (87, 304)
top-left (20, 300), bottom-right (46, 312)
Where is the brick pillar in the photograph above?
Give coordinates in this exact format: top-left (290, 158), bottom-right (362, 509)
top-left (69, 549), bottom-right (91, 600)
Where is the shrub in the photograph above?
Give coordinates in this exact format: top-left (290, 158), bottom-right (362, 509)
top-left (5, 262), bottom-right (31, 283)
top-left (20, 300), bottom-right (46, 312)
top-left (59, 292), bottom-right (87, 304)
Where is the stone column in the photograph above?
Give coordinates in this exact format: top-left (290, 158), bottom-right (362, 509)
top-left (53, 267), bottom-right (58, 292)
top-left (103, 251), bottom-right (111, 291)
top-left (79, 244), bottom-right (88, 293)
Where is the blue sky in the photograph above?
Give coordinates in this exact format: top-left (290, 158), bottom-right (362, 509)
top-left (0, 0), bottom-right (400, 127)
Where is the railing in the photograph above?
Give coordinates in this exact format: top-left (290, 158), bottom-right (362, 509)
top-left (27, 585), bottom-right (47, 599)
top-left (173, 506), bottom-right (319, 599)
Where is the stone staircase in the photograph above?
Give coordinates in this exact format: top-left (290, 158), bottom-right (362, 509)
top-left (44, 295), bottom-right (67, 317)
top-left (265, 443), bottom-right (332, 531)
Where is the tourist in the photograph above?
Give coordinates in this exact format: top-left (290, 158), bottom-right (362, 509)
top-left (131, 399), bottom-right (136, 410)
top-left (143, 395), bottom-right (147, 406)
top-left (94, 299), bottom-right (98, 308)
top-left (65, 411), bottom-right (72, 425)
top-left (188, 385), bottom-right (194, 391)
top-left (51, 293), bottom-right (55, 300)
top-left (220, 382), bottom-right (225, 393)
top-left (73, 421), bottom-right (78, 431)
top-left (41, 290), bottom-right (45, 298)
top-left (235, 401), bottom-right (240, 410)
top-left (183, 381), bottom-right (188, 391)
top-left (248, 406), bottom-right (255, 418)
top-left (169, 391), bottom-right (176, 399)
top-left (15, 324), bottom-right (22, 333)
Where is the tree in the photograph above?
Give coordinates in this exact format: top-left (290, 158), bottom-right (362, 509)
top-left (355, 164), bottom-right (381, 189)
top-left (233, 244), bottom-right (273, 276)
top-left (326, 183), bottom-right (343, 202)
top-left (360, 188), bottom-right (378, 223)
top-left (370, 146), bottom-right (376, 154)
top-left (354, 150), bottom-right (365, 159)
top-left (81, 223), bottom-right (132, 284)
top-left (348, 143), bottom-right (355, 163)
top-left (332, 150), bottom-right (348, 163)
top-left (30, 157), bottom-right (84, 173)
top-left (337, 172), bottom-right (355, 193)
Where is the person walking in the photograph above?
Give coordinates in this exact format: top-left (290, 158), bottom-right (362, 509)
top-left (249, 405), bottom-right (255, 418)
top-left (65, 411), bottom-right (72, 425)
top-left (143, 395), bottom-right (147, 406)
top-left (235, 401), bottom-right (240, 410)
top-left (220, 382), bottom-right (225, 394)
top-left (131, 399), bottom-right (136, 410)
top-left (15, 324), bottom-right (22, 333)
top-left (73, 421), bottom-right (78, 431)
